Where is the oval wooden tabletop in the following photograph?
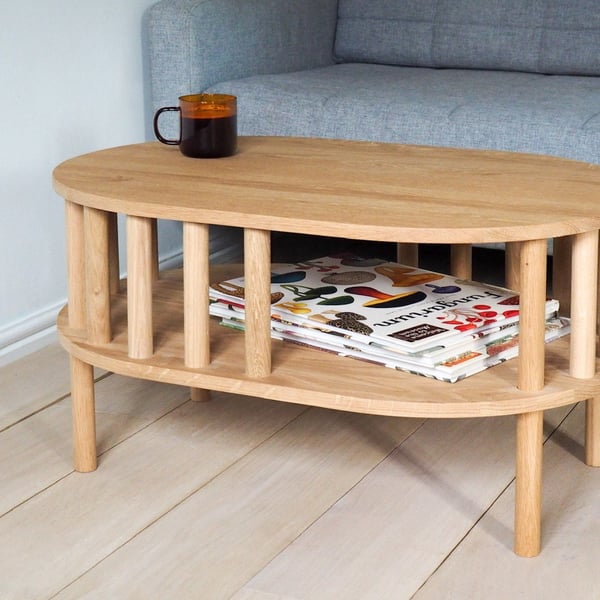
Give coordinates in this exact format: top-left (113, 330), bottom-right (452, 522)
top-left (53, 137), bottom-right (600, 244)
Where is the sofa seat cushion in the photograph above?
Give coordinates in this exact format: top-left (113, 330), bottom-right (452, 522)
top-left (206, 63), bottom-right (600, 165)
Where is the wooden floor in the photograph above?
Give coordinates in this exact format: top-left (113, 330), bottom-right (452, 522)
top-left (1, 342), bottom-right (599, 600)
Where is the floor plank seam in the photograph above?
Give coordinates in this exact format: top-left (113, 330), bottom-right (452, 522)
top-left (410, 403), bottom-right (581, 599)
top-left (0, 469), bottom-right (76, 521)
top-left (48, 401), bottom-right (313, 599)
top-left (0, 379), bottom-right (188, 521)
top-left (540, 402), bottom-right (581, 458)
top-left (0, 381), bottom-right (185, 521)
top-left (410, 475), bottom-right (516, 599)
top-left (0, 370), bottom-right (114, 435)
top-left (92, 392), bottom-right (192, 465)
top-left (230, 417), bottom-right (430, 598)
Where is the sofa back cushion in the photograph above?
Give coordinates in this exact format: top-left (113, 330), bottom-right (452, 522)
top-left (335, 0), bottom-right (600, 75)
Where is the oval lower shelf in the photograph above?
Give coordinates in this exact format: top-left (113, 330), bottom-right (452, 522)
top-left (57, 268), bottom-right (599, 419)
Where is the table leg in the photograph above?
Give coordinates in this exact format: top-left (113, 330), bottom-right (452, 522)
top-left (518, 239), bottom-right (547, 392)
top-left (70, 355), bottom-right (97, 472)
top-left (244, 228), bottom-right (271, 378)
top-left (514, 410), bottom-right (543, 557)
top-left (84, 207), bottom-right (111, 344)
top-left (127, 215), bottom-right (154, 359)
top-left (183, 221), bottom-right (211, 402)
top-left (514, 239), bottom-right (546, 556)
top-left (65, 201), bottom-right (86, 330)
top-left (450, 244), bottom-right (472, 279)
top-left (586, 401), bottom-right (600, 467)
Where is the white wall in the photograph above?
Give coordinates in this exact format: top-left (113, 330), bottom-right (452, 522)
top-left (0, 0), bottom-right (166, 364)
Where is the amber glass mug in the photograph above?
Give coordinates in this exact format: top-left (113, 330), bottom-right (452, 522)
top-left (153, 93), bottom-right (237, 158)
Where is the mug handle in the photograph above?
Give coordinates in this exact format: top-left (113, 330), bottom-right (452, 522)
top-left (153, 107), bottom-right (180, 145)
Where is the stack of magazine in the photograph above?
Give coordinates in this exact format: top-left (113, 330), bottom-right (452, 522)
top-left (208, 254), bottom-right (569, 383)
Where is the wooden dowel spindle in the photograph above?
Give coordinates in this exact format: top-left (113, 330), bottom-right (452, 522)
top-left (569, 230), bottom-right (598, 379)
top-left (127, 215), bottom-right (154, 359)
top-left (65, 200), bottom-right (86, 330)
top-left (151, 218), bottom-right (159, 281)
top-left (450, 244), bottom-right (472, 280)
top-left (505, 242), bottom-right (521, 291)
top-left (552, 236), bottom-right (572, 317)
top-left (244, 228), bottom-right (271, 378)
top-left (108, 212), bottom-right (120, 294)
top-left (183, 221), bottom-right (211, 402)
top-left (569, 230), bottom-right (600, 466)
top-left (517, 239), bottom-right (547, 392)
top-left (396, 243), bottom-right (418, 267)
top-left (84, 207), bottom-right (111, 344)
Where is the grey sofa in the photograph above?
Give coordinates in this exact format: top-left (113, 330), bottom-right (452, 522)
top-left (144, 0), bottom-right (600, 259)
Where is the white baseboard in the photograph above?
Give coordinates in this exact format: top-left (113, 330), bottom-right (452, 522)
top-left (0, 242), bottom-right (244, 367)
top-left (0, 250), bottom-right (186, 367)
top-left (0, 303), bottom-right (63, 367)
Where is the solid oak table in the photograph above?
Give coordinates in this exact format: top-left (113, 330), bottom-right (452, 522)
top-left (53, 137), bottom-right (600, 557)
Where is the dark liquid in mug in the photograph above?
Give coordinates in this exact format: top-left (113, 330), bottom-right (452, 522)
top-left (180, 115), bottom-right (237, 158)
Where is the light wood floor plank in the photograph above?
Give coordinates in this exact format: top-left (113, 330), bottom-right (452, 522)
top-left (0, 375), bottom-right (189, 517)
top-left (2, 344), bottom-right (596, 600)
top-left (0, 393), bottom-right (306, 600)
top-left (0, 343), bottom-right (104, 431)
top-left (52, 409), bottom-right (423, 600)
top-left (235, 407), bottom-right (572, 600)
top-left (233, 590), bottom-right (297, 600)
top-left (413, 402), bottom-right (600, 600)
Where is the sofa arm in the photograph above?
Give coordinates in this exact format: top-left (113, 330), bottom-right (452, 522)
top-left (144, 0), bottom-right (338, 109)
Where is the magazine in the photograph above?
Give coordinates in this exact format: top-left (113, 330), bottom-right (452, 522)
top-left (210, 254), bottom-right (559, 347)
top-left (208, 253), bottom-right (568, 382)
top-left (210, 296), bottom-right (560, 367)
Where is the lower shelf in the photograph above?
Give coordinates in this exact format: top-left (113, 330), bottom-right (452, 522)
top-left (58, 268), bottom-right (600, 418)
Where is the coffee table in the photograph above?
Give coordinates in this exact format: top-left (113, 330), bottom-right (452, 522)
top-left (53, 137), bottom-right (600, 557)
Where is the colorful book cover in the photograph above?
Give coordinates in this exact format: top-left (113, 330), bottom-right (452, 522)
top-left (209, 253), bottom-right (560, 356)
